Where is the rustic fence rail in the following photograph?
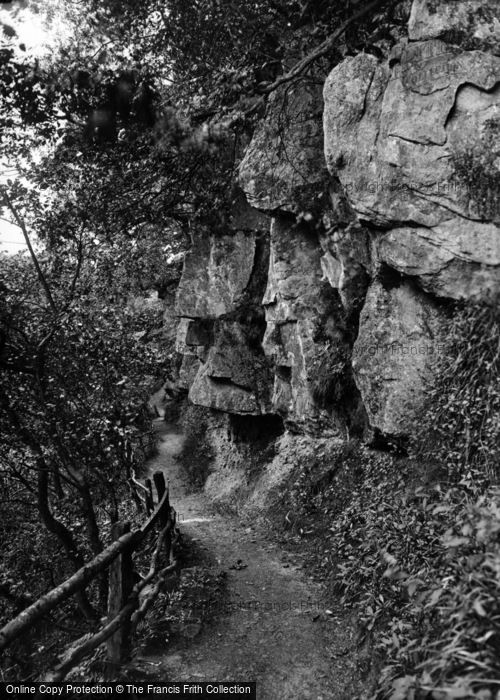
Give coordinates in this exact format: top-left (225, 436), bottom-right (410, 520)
top-left (0, 470), bottom-right (178, 681)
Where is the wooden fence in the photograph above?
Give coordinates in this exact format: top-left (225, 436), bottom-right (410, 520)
top-left (0, 470), bottom-right (178, 681)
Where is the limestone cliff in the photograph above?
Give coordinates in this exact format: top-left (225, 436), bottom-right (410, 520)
top-left (167, 0), bottom-right (499, 499)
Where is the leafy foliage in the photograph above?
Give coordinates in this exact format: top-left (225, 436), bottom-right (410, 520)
top-left (275, 300), bottom-right (500, 698)
top-left (414, 300), bottom-right (500, 486)
top-left (137, 565), bottom-right (226, 654)
top-left (0, 235), bottom-right (167, 677)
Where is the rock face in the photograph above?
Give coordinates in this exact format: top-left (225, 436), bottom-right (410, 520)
top-left (323, 38), bottom-right (500, 302)
top-left (239, 80), bottom-right (328, 214)
top-left (408, 0), bottom-right (500, 50)
top-left (175, 230), bottom-right (257, 319)
top-left (352, 279), bottom-right (442, 436)
top-left (377, 222), bottom-right (500, 300)
top-left (324, 48), bottom-right (499, 223)
top-left (262, 216), bottom-right (351, 434)
top-left (175, 205), bottom-right (272, 414)
top-left (170, 0), bottom-right (499, 445)
top-left (189, 321), bottom-right (272, 415)
top-left (320, 1), bottom-right (500, 433)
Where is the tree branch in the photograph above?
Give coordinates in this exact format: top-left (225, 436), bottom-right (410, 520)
top-left (0, 188), bottom-right (57, 313)
top-left (261, 0), bottom-right (397, 95)
top-left (67, 232), bottom-right (84, 304)
top-left (229, 0), bottom-right (398, 127)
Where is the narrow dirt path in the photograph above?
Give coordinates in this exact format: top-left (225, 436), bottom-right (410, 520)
top-left (140, 420), bottom-right (363, 700)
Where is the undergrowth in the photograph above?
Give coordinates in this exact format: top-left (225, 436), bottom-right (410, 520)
top-left (137, 565), bottom-right (226, 654)
top-left (276, 300), bottom-right (500, 699)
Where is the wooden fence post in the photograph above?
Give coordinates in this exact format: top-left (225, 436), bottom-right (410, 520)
top-left (129, 482), bottom-right (144, 514)
top-left (106, 521), bottom-right (134, 670)
top-left (153, 471), bottom-right (166, 504)
top-left (153, 472), bottom-right (170, 561)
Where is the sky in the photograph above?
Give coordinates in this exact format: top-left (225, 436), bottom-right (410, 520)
top-left (0, 214), bottom-right (25, 253)
top-left (0, 174), bottom-right (26, 254)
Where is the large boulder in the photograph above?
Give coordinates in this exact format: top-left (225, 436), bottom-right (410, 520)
top-left (352, 279), bottom-right (444, 436)
top-left (239, 80), bottom-right (328, 214)
top-left (189, 322), bottom-right (272, 415)
top-left (323, 33), bottom-right (500, 300)
top-left (175, 230), bottom-right (257, 319)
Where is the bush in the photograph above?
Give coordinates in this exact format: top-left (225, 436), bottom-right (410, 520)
top-left (309, 344), bottom-right (349, 407)
top-left (276, 299), bottom-right (500, 699)
top-left (376, 300), bottom-right (500, 698)
top-left (281, 451), bottom-right (500, 699)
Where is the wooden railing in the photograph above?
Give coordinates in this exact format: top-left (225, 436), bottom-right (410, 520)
top-left (0, 470), bottom-right (178, 681)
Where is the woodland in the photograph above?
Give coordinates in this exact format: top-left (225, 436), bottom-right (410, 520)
top-left (0, 1), bottom-right (499, 698)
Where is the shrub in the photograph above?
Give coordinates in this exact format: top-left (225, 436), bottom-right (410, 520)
top-left (413, 299), bottom-right (500, 486)
top-left (277, 299), bottom-right (500, 699)
top-left (309, 343), bottom-right (349, 407)
top-left (377, 300), bottom-right (500, 698)
top-left (282, 451), bottom-right (500, 699)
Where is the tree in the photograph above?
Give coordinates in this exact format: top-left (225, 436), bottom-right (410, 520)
top-left (0, 205), bottom-right (170, 677)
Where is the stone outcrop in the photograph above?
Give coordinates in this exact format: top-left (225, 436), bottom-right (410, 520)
top-left (320, 4), bottom-right (499, 432)
top-left (174, 195), bottom-right (272, 414)
top-left (352, 278), bottom-right (443, 436)
top-left (408, 0), bottom-right (500, 50)
top-left (239, 80), bottom-right (328, 215)
top-left (169, 0), bottom-right (499, 446)
top-left (239, 80), bottom-right (363, 435)
top-left (377, 222), bottom-right (500, 300)
top-left (175, 229), bottom-right (257, 319)
top-left (189, 321), bottom-right (272, 415)
top-left (324, 49), bottom-right (499, 220)
top-left (262, 216), bottom-right (349, 434)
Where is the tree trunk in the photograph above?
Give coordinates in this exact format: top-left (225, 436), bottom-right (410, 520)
top-left (52, 465), bottom-right (65, 500)
top-left (37, 461), bottom-right (97, 620)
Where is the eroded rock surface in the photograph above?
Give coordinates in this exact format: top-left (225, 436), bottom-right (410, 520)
top-left (175, 230), bottom-right (257, 319)
top-left (352, 279), bottom-right (444, 436)
top-left (323, 37), bottom-right (500, 302)
top-left (170, 0), bottom-right (499, 444)
top-left (189, 321), bottom-right (272, 415)
top-left (408, 0), bottom-right (500, 50)
top-left (239, 80), bottom-right (328, 215)
top-left (321, 4), bottom-right (499, 434)
top-left (262, 216), bottom-right (351, 434)
top-left (377, 221), bottom-right (500, 299)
